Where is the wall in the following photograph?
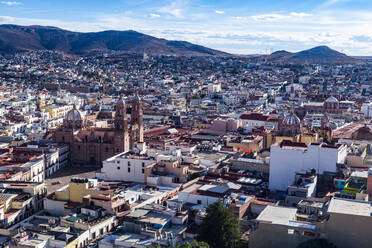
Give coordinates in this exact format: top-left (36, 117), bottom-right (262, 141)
top-left (321, 212), bottom-right (372, 248)
top-left (249, 222), bottom-right (315, 248)
top-left (178, 191), bottom-right (219, 207)
top-left (269, 144), bottom-right (346, 191)
top-left (100, 157), bottom-right (155, 183)
top-left (69, 182), bottom-right (89, 203)
top-left (43, 198), bottom-right (71, 216)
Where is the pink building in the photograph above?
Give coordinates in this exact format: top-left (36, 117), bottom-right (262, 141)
top-left (210, 118), bottom-right (238, 133)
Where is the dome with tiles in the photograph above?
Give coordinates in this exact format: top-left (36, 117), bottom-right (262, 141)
top-left (66, 108), bottom-right (82, 121)
top-left (282, 113), bottom-right (301, 126)
top-left (325, 96), bottom-right (339, 103)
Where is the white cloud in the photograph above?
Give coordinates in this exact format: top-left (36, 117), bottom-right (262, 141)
top-left (215, 10), bottom-right (224, 15)
top-left (149, 13), bottom-right (160, 18)
top-left (251, 13), bottom-right (288, 21)
top-left (1, 1), bottom-right (22, 5)
top-left (252, 12), bottom-right (312, 21)
top-left (322, 0), bottom-right (351, 7)
top-left (290, 12), bottom-right (312, 17)
top-left (158, 1), bottom-right (184, 18)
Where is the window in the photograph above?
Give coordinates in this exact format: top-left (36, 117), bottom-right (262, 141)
top-left (142, 168), bottom-right (145, 174)
top-left (128, 161), bottom-right (131, 166)
top-left (105, 147), bottom-right (109, 152)
top-left (117, 166), bottom-right (120, 170)
top-left (197, 200), bottom-right (202, 204)
top-left (117, 160), bottom-right (120, 164)
top-left (128, 167), bottom-right (131, 173)
top-left (142, 162), bottom-right (145, 167)
top-left (77, 145), bottom-right (80, 151)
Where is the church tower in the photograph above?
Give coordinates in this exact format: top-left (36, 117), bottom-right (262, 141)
top-left (130, 95), bottom-right (144, 149)
top-left (114, 96), bottom-right (129, 153)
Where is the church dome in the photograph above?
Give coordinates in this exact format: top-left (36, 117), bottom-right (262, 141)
top-left (282, 113), bottom-right (300, 126)
top-left (66, 108), bottom-right (82, 121)
top-left (325, 96), bottom-right (339, 103)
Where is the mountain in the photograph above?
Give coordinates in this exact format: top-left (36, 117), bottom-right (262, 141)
top-left (266, 46), bottom-right (358, 64)
top-left (266, 50), bottom-right (293, 60)
top-left (0, 24), bottom-right (229, 56)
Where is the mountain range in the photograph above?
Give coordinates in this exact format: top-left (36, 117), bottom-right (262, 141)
top-left (0, 24), bottom-right (362, 64)
top-left (0, 24), bottom-right (228, 56)
top-left (264, 46), bottom-right (358, 64)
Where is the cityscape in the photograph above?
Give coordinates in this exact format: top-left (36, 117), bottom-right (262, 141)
top-left (0, 1), bottom-right (372, 248)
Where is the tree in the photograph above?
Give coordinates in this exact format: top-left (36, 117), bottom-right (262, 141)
top-left (175, 240), bottom-right (210, 248)
top-left (152, 240), bottom-right (209, 248)
top-left (198, 200), bottom-right (240, 248)
top-left (297, 239), bottom-right (337, 248)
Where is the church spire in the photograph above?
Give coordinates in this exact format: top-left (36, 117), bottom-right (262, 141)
top-left (115, 95), bottom-right (127, 131)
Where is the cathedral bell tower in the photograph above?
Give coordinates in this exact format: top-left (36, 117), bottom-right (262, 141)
top-left (130, 95), bottom-right (144, 149)
top-left (114, 96), bottom-right (129, 153)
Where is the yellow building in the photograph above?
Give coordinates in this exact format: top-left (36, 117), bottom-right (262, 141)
top-left (55, 178), bottom-right (115, 204)
top-left (273, 133), bottom-right (319, 145)
top-left (43, 104), bottom-right (73, 119)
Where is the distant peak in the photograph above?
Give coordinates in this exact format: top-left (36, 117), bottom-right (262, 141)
top-left (271, 50), bottom-right (291, 55)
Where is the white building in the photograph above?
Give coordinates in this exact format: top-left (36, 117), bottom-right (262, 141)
top-left (98, 152), bottom-right (156, 183)
top-left (269, 140), bottom-right (347, 191)
top-left (207, 83), bottom-right (222, 93)
top-left (239, 112), bottom-right (278, 132)
top-left (361, 102), bottom-right (372, 118)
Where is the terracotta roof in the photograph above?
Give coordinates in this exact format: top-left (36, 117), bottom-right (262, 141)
top-left (240, 112), bottom-right (269, 121)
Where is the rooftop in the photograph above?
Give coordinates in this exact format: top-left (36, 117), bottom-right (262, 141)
top-left (256, 205), bottom-right (296, 225)
top-left (327, 197), bottom-right (372, 217)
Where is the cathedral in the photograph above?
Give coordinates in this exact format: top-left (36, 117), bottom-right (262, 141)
top-left (51, 97), bottom-right (143, 166)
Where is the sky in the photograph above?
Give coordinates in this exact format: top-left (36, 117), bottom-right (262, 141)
top-left (0, 0), bottom-right (372, 55)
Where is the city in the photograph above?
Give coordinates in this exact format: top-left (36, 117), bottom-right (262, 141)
top-left (0, 1), bottom-right (372, 248)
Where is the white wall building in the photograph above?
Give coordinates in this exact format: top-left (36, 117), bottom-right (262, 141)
top-left (98, 152), bottom-right (156, 183)
top-left (239, 113), bottom-right (278, 132)
top-left (269, 141), bottom-right (347, 191)
top-left (361, 102), bottom-right (372, 118)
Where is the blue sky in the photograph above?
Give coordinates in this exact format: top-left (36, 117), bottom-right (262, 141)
top-left (0, 0), bottom-right (372, 55)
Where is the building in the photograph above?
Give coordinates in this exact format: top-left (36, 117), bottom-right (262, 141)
top-left (51, 97), bottom-right (143, 166)
top-left (0, 181), bottom-right (46, 229)
top-left (98, 151), bottom-right (156, 183)
top-left (239, 112), bottom-right (278, 132)
top-left (361, 102), bottom-right (372, 118)
top-left (250, 205), bottom-right (319, 248)
top-left (321, 197), bottom-right (372, 248)
top-left (285, 173), bottom-right (317, 207)
top-left (269, 140), bottom-right (347, 191)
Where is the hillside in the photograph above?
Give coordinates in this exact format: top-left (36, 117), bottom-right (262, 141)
top-left (266, 46), bottom-right (358, 64)
top-left (0, 24), bottom-right (229, 56)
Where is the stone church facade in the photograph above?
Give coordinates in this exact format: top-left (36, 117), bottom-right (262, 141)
top-left (52, 97), bottom-right (143, 166)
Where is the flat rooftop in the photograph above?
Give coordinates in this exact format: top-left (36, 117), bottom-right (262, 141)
top-left (327, 197), bottom-right (372, 217)
top-left (256, 205), bottom-right (297, 225)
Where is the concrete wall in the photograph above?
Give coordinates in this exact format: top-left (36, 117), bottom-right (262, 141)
top-left (269, 144), bottom-right (346, 191)
top-left (249, 222), bottom-right (315, 248)
top-left (321, 213), bottom-right (372, 248)
top-left (100, 158), bottom-right (155, 183)
top-left (178, 191), bottom-right (219, 207)
top-left (43, 198), bottom-right (70, 216)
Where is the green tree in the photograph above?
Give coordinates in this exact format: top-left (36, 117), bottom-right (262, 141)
top-left (176, 240), bottom-right (210, 248)
top-left (198, 200), bottom-right (240, 248)
top-left (297, 239), bottom-right (337, 248)
top-left (152, 240), bottom-right (209, 248)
